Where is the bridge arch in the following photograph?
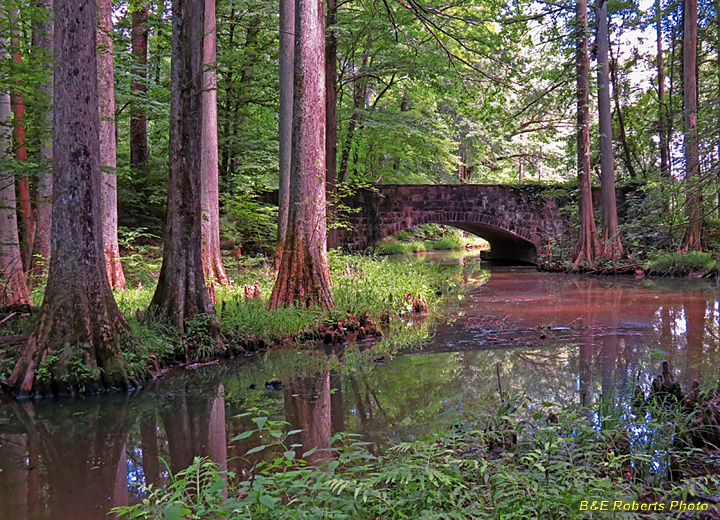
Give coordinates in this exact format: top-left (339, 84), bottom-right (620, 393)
top-left (377, 210), bottom-right (540, 264)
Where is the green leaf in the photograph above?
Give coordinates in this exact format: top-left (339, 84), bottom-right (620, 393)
top-left (287, 429), bottom-right (303, 436)
top-left (231, 430), bottom-right (254, 441)
top-left (245, 445), bottom-right (267, 456)
top-left (303, 446), bottom-right (318, 458)
top-left (254, 416), bottom-right (268, 429)
top-left (284, 450), bottom-right (296, 461)
top-left (163, 505), bottom-right (182, 520)
top-left (259, 495), bottom-right (277, 510)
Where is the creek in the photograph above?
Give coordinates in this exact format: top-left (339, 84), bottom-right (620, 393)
top-left (1, 251), bottom-right (719, 519)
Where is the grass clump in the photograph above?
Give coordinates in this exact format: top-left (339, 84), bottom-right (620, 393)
top-left (643, 251), bottom-right (716, 276)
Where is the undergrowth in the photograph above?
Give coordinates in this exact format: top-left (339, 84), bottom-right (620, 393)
top-left (114, 393), bottom-right (720, 520)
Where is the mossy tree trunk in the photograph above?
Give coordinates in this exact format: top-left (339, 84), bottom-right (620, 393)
top-left (149, 0), bottom-right (215, 331)
top-left (6, 0), bottom-right (133, 397)
top-left (269, 0), bottom-right (334, 310)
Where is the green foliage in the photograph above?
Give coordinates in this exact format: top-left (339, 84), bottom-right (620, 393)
top-left (374, 225), bottom-right (487, 255)
top-left (115, 399), bottom-right (720, 520)
top-left (643, 251), bottom-right (717, 276)
top-left (221, 197), bottom-right (278, 255)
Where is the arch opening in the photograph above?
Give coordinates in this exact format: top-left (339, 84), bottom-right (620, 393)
top-left (378, 221), bottom-right (538, 265)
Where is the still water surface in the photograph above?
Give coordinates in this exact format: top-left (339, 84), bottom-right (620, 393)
top-left (1, 252), bottom-right (719, 519)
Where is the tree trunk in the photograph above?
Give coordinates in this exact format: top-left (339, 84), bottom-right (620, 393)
top-left (200, 0), bottom-right (228, 292)
top-left (596, 0), bottom-right (622, 259)
top-left (326, 0), bottom-right (338, 249)
top-left (682, 0), bottom-right (702, 251)
top-left (573, 0), bottom-right (600, 268)
top-left (277, 0), bottom-right (295, 267)
top-left (609, 44), bottom-right (637, 180)
top-left (10, 14), bottom-right (35, 270)
top-left (6, 0), bottom-right (134, 397)
top-left (657, 0), bottom-right (670, 177)
top-left (0, 33), bottom-right (31, 307)
top-left (269, 0), bottom-right (334, 310)
top-left (29, 0), bottom-right (53, 282)
top-left (98, 0), bottom-right (127, 289)
top-left (130, 2), bottom-right (150, 166)
top-left (149, 0), bottom-right (215, 332)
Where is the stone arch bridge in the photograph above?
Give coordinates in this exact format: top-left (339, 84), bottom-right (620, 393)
top-left (335, 184), bottom-right (569, 264)
top-left (263, 184), bottom-right (632, 264)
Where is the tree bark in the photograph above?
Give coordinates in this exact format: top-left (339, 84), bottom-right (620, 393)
top-left (277, 0), bottom-right (295, 267)
top-left (326, 0), bottom-right (338, 249)
top-left (11, 13), bottom-right (35, 270)
top-left (0, 33), bottom-right (31, 307)
top-left (6, 0), bottom-right (134, 397)
top-left (596, 0), bottom-right (622, 259)
top-left (656, 0), bottom-right (670, 178)
top-left (200, 0), bottom-right (229, 292)
top-left (682, 0), bottom-right (702, 251)
top-left (98, 0), bottom-right (127, 289)
top-left (29, 0), bottom-right (53, 282)
top-left (573, 0), bottom-right (600, 268)
top-left (149, 0), bottom-right (215, 331)
top-left (269, 0), bottom-right (334, 310)
top-left (130, 2), bottom-right (150, 166)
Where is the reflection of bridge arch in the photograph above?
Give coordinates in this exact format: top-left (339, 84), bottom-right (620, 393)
top-left (337, 184), bottom-right (567, 264)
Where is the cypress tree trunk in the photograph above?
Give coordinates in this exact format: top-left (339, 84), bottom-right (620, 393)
top-left (269, 0), bottom-right (334, 310)
top-left (573, 0), bottom-right (600, 268)
top-left (0, 32), bottom-right (31, 307)
top-left (11, 13), bottom-right (35, 269)
top-left (29, 0), bottom-right (53, 282)
top-left (98, 0), bottom-right (127, 289)
top-left (200, 0), bottom-right (228, 291)
top-left (682, 0), bottom-right (702, 250)
top-left (149, 0), bottom-right (215, 331)
top-left (596, 0), bottom-right (622, 258)
top-left (326, 0), bottom-right (338, 248)
top-left (276, 0), bottom-right (295, 267)
top-left (656, 0), bottom-right (670, 178)
top-left (130, 2), bottom-right (150, 166)
top-left (7, 0), bottom-right (133, 397)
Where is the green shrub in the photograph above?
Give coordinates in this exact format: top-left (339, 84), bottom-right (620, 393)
top-left (643, 251), bottom-right (716, 276)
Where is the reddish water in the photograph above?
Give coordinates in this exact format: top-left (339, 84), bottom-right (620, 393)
top-left (1, 257), bottom-right (718, 519)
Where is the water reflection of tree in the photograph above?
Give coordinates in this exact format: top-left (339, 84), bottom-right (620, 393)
top-left (161, 384), bottom-right (227, 475)
top-left (283, 371), bottom-right (331, 463)
top-left (4, 396), bottom-right (135, 519)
